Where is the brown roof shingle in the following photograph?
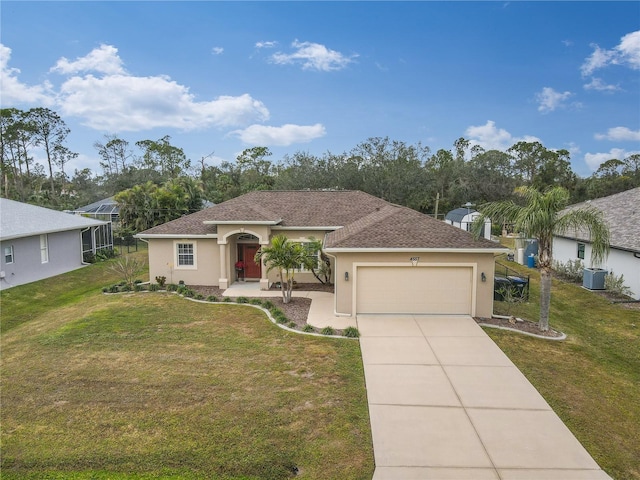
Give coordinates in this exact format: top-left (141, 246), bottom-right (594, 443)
top-left (138, 190), bottom-right (501, 250)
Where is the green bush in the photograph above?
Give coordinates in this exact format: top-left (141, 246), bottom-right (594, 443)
top-left (320, 326), bottom-right (335, 336)
top-left (149, 283), bottom-right (159, 292)
top-left (236, 296), bottom-right (249, 304)
top-left (287, 321), bottom-right (297, 329)
top-left (343, 326), bottom-right (360, 338)
top-left (249, 298), bottom-right (263, 306)
top-left (223, 297), bottom-right (232, 302)
top-left (102, 287), bottom-right (108, 293)
top-left (605, 270), bottom-right (633, 297)
top-left (302, 324), bottom-right (315, 333)
top-left (206, 295), bottom-right (218, 302)
top-left (553, 259), bottom-right (584, 282)
top-left (167, 284), bottom-right (179, 292)
top-left (109, 284), bottom-right (119, 293)
top-left (177, 286), bottom-right (188, 295)
top-left (195, 294), bottom-right (204, 300)
top-left (262, 300), bottom-right (274, 310)
top-left (134, 284), bottom-right (145, 292)
top-left (155, 275), bottom-right (167, 287)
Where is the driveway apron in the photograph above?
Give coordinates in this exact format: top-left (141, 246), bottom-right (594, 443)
top-left (357, 315), bottom-right (612, 480)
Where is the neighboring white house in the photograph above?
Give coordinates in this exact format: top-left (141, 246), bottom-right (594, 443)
top-left (0, 198), bottom-right (113, 290)
top-left (552, 187), bottom-right (640, 300)
top-left (445, 204), bottom-right (492, 240)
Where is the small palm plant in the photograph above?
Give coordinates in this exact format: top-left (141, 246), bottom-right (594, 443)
top-left (254, 234), bottom-right (308, 304)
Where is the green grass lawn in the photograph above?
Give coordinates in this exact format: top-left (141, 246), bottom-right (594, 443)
top-left (1, 255), bottom-right (374, 480)
top-left (491, 257), bottom-right (640, 480)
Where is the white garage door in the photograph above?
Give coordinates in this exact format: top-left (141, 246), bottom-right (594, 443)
top-left (356, 266), bottom-right (473, 315)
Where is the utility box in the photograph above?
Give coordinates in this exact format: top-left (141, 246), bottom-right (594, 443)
top-left (583, 268), bottom-right (607, 290)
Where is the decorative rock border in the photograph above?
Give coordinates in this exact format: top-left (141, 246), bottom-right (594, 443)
top-left (478, 315), bottom-right (567, 341)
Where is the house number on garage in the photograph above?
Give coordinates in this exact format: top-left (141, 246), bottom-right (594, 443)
top-left (410, 257), bottom-right (420, 266)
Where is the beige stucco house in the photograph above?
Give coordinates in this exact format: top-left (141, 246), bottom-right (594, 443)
top-left (137, 190), bottom-right (506, 318)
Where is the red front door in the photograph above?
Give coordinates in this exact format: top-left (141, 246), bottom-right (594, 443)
top-left (240, 244), bottom-right (261, 279)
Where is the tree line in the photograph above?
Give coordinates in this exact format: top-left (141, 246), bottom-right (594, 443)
top-left (2, 107), bottom-right (639, 233)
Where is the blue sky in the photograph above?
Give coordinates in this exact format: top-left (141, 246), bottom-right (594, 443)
top-left (1, 1), bottom-right (639, 178)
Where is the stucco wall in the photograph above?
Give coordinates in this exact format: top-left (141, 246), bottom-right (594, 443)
top-left (0, 230), bottom-right (84, 289)
top-left (147, 238), bottom-right (219, 286)
top-left (553, 236), bottom-right (640, 300)
top-left (331, 251), bottom-right (496, 318)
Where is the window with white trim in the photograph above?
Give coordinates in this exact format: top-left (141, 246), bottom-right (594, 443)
top-left (295, 242), bottom-right (320, 272)
top-left (175, 242), bottom-right (197, 269)
top-left (40, 235), bottom-right (49, 264)
top-left (4, 245), bottom-right (14, 264)
top-left (577, 242), bottom-right (585, 260)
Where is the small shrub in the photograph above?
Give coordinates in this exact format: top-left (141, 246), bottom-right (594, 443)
top-left (134, 279), bottom-right (143, 284)
top-left (302, 324), bottom-right (315, 333)
top-left (343, 326), bottom-right (360, 338)
top-left (605, 270), bottom-right (633, 297)
top-left (223, 297), bottom-right (232, 302)
top-left (236, 296), bottom-right (249, 304)
top-left (553, 259), bottom-right (584, 282)
top-left (134, 284), bottom-right (144, 292)
top-left (320, 326), bottom-right (335, 336)
top-left (109, 256), bottom-right (145, 288)
top-left (155, 275), bottom-right (167, 287)
top-left (195, 294), bottom-right (204, 300)
top-left (287, 321), bottom-right (297, 329)
top-left (121, 284), bottom-right (132, 292)
top-left (249, 298), bottom-right (263, 306)
top-left (276, 315), bottom-right (288, 325)
top-left (167, 283), bottom-right (179, 292)
top-left (149, 283), bottom-right (159, 292)
top-left (177, 286), bottom-right (189, 295)
top-left (206, 295), bottom-right (218, 302)
top-left (184, 289), bottom-right (195, 298)
top-left (102, 287), bottom-right (108, 293)
top-left (109, 284), bottom-right (119, 293)
top-left (262, 300), bottom-right (274, 310)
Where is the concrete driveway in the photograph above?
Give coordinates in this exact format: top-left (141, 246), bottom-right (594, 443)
top-left (357, 314), bottom-right (611, 480)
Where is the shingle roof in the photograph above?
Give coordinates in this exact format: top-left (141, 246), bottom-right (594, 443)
top-left (1, 198), bottom-right (107, 241)
top-left (557, 187), bottom-right (640, 253)
top-left (138, 190), bottom-right (502, 251)
top-left (445, 207), bottom-right (478, 223)
top-left (325, 204), bottom-right (499, 250)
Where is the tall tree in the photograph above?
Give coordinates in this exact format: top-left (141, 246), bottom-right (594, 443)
top-left (136, 135), bottom-right (190, 180)
top-left (475, 186), bottom-right (610, 331)
top-left (95, 134), bottom-right (132, 176)
top-left (29, 107), bottom-right (70, 196)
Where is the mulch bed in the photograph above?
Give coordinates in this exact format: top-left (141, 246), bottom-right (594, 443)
top-left (474, 316), bottom-right (565, 339)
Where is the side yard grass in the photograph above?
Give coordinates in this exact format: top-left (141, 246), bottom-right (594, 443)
top-left (490, 257), bottom-right (640, 480)
top-left (1, 257), bottom-right (374, 479)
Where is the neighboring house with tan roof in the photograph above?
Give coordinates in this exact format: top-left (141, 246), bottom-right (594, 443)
top-left (137, 190), bottom-right (507, 317)
top-left (552, 187), bottom-right (640, 299)
top-left (0, 198), bottom-right (112, 290)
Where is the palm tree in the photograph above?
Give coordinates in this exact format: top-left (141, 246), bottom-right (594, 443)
top-left (254, 234), bottom-right (308, 304)
top-left (475, 186), bottom-right (610, 331)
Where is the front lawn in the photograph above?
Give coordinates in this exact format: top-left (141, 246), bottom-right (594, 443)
top-left (490, 258), bottom-right (640, 480)
top-left (1, 258), bottom-right (374, 479)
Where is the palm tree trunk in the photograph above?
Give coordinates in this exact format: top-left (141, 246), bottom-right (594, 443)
top-left (539, 267), bottom-right (552, 331)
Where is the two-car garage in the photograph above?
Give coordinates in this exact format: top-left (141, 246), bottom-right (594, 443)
top-left (355, 265), bottom-right (475, 316)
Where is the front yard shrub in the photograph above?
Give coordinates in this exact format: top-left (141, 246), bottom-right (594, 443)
top-left (195, 294), bottom-right (204, 300)
top-left (343, 326), bottom-right (360, 338)
top-left (287, 321), bottom-right (297, 329)
top-left (223, 297), bottom-right (232, 302)
top-left (149, 283), bottom-right (159, 292)
top-left (262, 300), bottom-right (274, 310)
top-left (236, 296), bottom-right (249, 304)
top-left (302, 324), bottom-right (315, 333)
top-left (167, 283), bottom-right (179, 292)
top-left (605, 271), bottom-right (633, 297)
top-left (155, 275), bottom-right (167, 287)
top-left (134, 284), bottom-right (145, 292)
top-left (108, 284), bottom-right (119, 293)
top-left (553, 259), bottom-right (584, 282)
top-left (249, 298), bottom-right (263, 306)
top-left (321, 326), bottom-right (335, 336)
top-left (206, 295), bottom-right (218, 302)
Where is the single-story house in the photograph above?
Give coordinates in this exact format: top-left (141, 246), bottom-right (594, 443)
top-left (66, 196), bottom-right (120, 224)
top-left (444, 204), bottom-right (492, 240)
top-left (137, 190), bottom-right (506, 318)
top-left (0, 198), bottom-right (113, 290)
top-left (552, 187), bottom-right (640, 299)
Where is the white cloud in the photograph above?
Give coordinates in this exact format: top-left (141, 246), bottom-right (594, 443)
top-left (536, 87), bottom-right (572, 113)
top-left (464, 120), bottom-right (540, 151)
top-left (270, 40), bottom-right (357, 71)
top-left (231, 123), bottom-right (326, 146)
top-left (256, 41), bottom-right (278, 49)
top-left (0, 44), bottom-right (55, 105)
top-left (584, 148), bottom-right (632, 171)
top-left (51, 44), bottom-right (126, 75)
top-left (581, 30), bottom-right (640, 76)
top-left (594, 126), bottom-right (640, 142)
top-left (583, 77), bottom-right (620, 92)
top-left (211, 47), bottom-right (224, 55)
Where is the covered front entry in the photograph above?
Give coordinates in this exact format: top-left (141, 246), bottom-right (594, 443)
top-left (356, 266), bottom-right (473, 315)
top-left (238, 244), bottom-right (261, 279)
